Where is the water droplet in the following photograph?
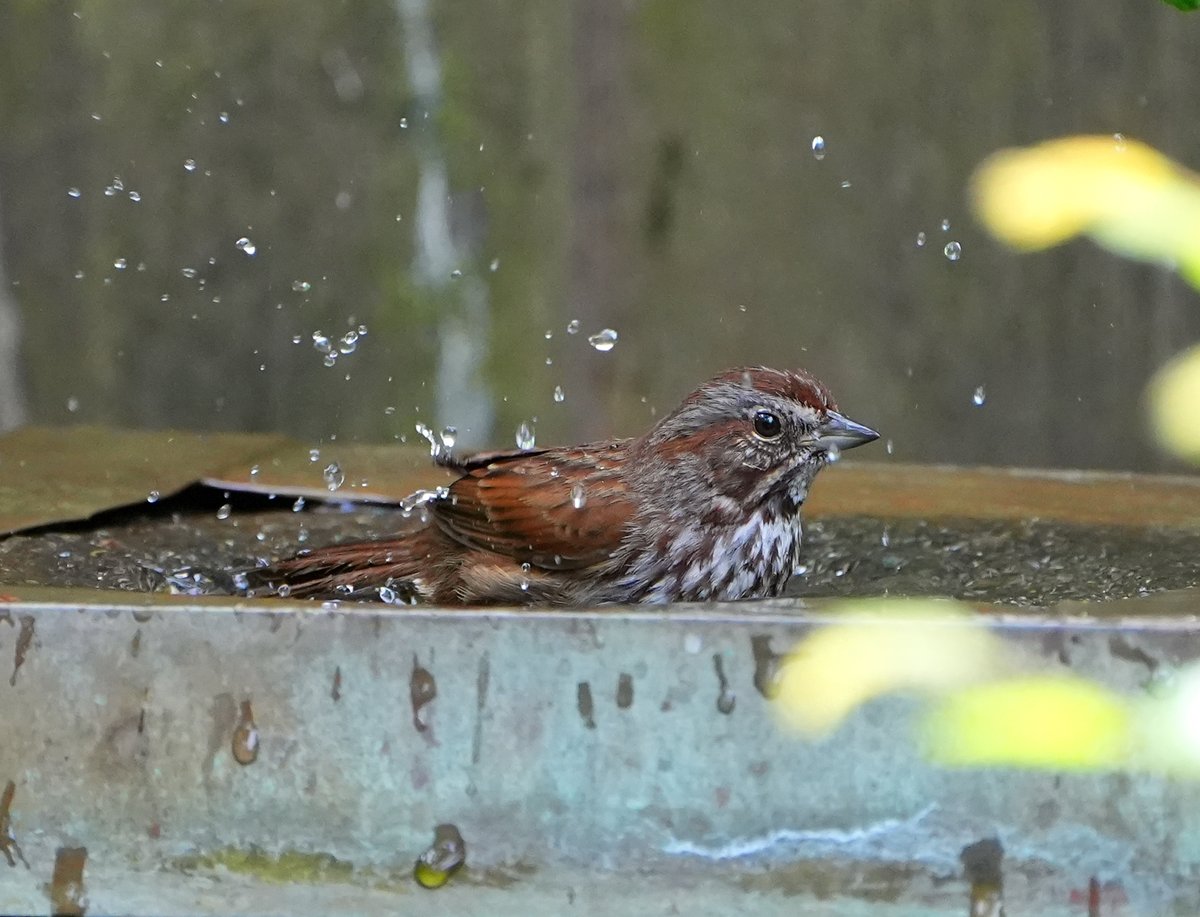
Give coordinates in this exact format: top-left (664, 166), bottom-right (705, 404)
top-left (231, 700), bottom-right (259, 765)
top-left (103, 176), bottom-right (124, 196)
top-left (338, 330), bottom-right (359, 354)
top-left (218, 111), bottom-right (230, 124)
top-left (489, 258), bottom-right (500, 272)
top-left (811, 135), bottom-right (826, 160)
top-left (311, 331), bottom-right (333, 354)
top-left (439, 426), bottom-right (457, 449)
top-left (231, 571), bottom-right (250, 591)
top-left (450, 269), bottom-right (462, 279)
top-left (66, 396), bottom-right (79, 413)
top-left (886, 438), bottom-right (895, 455)
top-left (825, 444), bottom-right (842, 463)
top-left (943, 241), bottom-right (962, 262)
top-left (840, 179), bottom-right (852, 189)
top-left (113, 258), bottom-right (127, 270)
top-left (275, 583), bottom-right (292, 598)
top-left (308, 448), bottom-right (321, 463)
top-left (235, 236), bottom-right (256, 256)
top-left (588, 328), bottom-right (618, 352)
top-left (146, 490), bottom-right (160, 503)
top-left (940, 218), bottom-right (951, 232)
top-left (515, 421), bottom-right (536, 450)
top-left (67, 187), bottom-right (81, 199)
top-left (323, 462), bottom-right (345, 491)
top-left (566, 319), bottom-right (581, 335)
top-left (128, 190), bottom-right (141, 203)
top-left (181, 267), bottom-right (198, 279)
top-left (378, 586), bottom-right (397, 604)
top-left (183, 159), bottom-right (197, 172)
top-left (74, 270), bottom-right (85, 280)
top-left (571, 483), bottom-right (586, 509)
top-left (292, 496), bottom-right (306, 512)
top-left (1113, 132), bottom-right (1126, 151)
top-left (291, 280), bottom-right (312, 293)
top-left (216, 503), bottom-right (232, 520)
top-left (415, 422), bottom-right (443, 459)
top-left (916, 231), bottom-right (926, 248)
top-left (553, 385), bottom-right (565, 403)
top-left (399, 117), bottom-right (409, 129)
top-left (972, 385), bottom-right (987, 406)
top-left (322, 353), bottom-right (337, 368)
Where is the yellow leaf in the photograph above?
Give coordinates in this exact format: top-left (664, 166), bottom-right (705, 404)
top-left (971, 135), bottom-right (1200, 277)
top-left (773, 600), bottom-right (1002, 736)
top-left (924, 675), bottom-right (1131, 770)
top-left (1148, 343), bottom-right (1200, 462)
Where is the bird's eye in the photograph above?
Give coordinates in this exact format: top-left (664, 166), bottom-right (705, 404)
top-left (753, 410), bottom-right (783, 440)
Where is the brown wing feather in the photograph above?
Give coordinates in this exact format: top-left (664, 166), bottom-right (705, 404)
top-left (433, 441), bottom-right (635, 570)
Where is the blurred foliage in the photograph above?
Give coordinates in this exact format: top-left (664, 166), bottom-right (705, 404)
top-left (972, 136), bottom-right (1200, 286)
top-left (774, 600), bottom-right (1002, 735)
top-left (924, 674), bottom-right (1131, 770)
top-left (1, 2), bottom-right (1200, 469)
top-left (1162, 0), bottom-right (1199, 9)
top-left (775, 601), bottom-right (1200, 774)
top-left (970, 136), bottom-right (1200, 465)
top-left (1149, 344), bottom-right (1200, 460)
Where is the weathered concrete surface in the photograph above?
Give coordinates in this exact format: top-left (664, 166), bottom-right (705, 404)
top-left (0, 592), bottom-right (1197, 915)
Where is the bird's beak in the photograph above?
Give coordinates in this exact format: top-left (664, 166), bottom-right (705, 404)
top-left (813, 411), bottom-right (879, 452)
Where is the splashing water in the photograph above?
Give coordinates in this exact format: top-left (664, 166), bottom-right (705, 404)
top-left (323, 463), bottom-right (345, 492)
top-left (588, 328), bottom-right (618, 352)
top-left (415, 423), bottom-right (444, 460)
top-left (515, 422), bottom-right (536, 450)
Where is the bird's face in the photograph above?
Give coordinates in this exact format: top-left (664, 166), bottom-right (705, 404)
top-left (640, 367), bottom-right (879, 509)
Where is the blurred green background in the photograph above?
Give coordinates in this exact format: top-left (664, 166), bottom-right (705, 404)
top-left (0, 0), bottom-right (1198, 470)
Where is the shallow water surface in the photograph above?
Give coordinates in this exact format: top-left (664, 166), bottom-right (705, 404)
top-left (0, 487), bottom-right (1196, 606)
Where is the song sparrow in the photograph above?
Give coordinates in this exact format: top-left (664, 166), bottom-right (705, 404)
top-left (243, 367), bottom-right (878, 605)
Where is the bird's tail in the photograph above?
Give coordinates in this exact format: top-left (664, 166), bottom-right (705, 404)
top-left (240, 531), bottom-right (437, 602)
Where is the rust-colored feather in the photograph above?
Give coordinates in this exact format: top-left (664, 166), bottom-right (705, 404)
top-left (433, 442), bottom-right (635, 569)
top-left (248, 530), bottom-right (435, 599)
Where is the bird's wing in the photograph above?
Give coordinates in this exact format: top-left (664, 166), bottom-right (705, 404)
top-left (433, 441), bottom-right (636, 570)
